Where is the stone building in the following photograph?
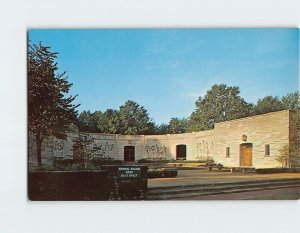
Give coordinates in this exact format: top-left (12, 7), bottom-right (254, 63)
top-left (28, 110), bottom-right (299, 168)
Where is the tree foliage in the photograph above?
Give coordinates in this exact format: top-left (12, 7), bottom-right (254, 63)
top-left (119, 100), bottom-right (153, 135)
top-left (275, 145), bottom-right (290, 168)
top-left (76, 84), bottom-right (299, 135)
top-left (77, 100), bottom-right (154, 135)
top-left (289, 110), bottom-right (300, 167)
top-left (28, 42), bottom-right (79, 166)
top-left (78, 111), bottom-right (94, 132)
top-left (281, 92), bottom-right (300, 111)
top-left (155, 123), bottom-right (170, 135)
top-left (253, 96), bottom-right (284, 115)
top-left (168, 117), bottom-right (188, 134)
top-left (72, 133), bottom-right (98, 167)
top-left (188, 84), bottom-right (251, 131)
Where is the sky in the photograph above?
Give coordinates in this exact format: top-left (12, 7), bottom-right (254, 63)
top-left (28, 29), bottom-right (299, 124)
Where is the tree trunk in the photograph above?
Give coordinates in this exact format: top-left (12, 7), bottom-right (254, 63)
top-left (36, 136), bottom-right (43, 167)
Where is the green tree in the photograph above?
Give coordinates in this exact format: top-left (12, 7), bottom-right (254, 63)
top-left (91, 111), bottom-right (105, 133)
top-left (118, 100), bottom-right (153, 134)
top-left (155, 123), bottom-right (170, 135)
top-left (253, 96), bottom-right (284, 115)
top-left (93, 109), bottom-right (121, 134)
top-left (289, 110), bottom-right (300, 167)
top-left (78, 111), bottom-right (94, 132)
top-left (188, 84), bottom-right (251, 131)
top-left (275, 145), bottom-right (290, 167)
top-left (102, 109), bottom-right (121, 134)
top-left (72, 133), bottom-right (99, 168)
top-left (275, 111), bottom-right (300, 168)
top-left (28, 42), bottom-right (79, 166)
top-left (169, 117), bottom-right (188, 134)
top-left (281, 92), bottom-right (300, 111)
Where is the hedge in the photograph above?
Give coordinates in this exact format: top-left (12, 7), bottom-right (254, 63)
top-left (148, 168), bottom-right (178, 179)
top-left (256, 167), bottom-right (300, 174)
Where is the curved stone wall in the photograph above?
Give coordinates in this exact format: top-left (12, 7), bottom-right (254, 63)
top-left (29, 110), bottom-right (293, 168)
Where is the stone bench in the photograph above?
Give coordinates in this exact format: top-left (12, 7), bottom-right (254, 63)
top-left (230, 167), bottom-right (256, 173)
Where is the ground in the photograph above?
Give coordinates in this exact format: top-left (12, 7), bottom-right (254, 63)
top-left (148, 169), bottom-right (300, 200)
top-left (178, 187), bottom-right (300, 200)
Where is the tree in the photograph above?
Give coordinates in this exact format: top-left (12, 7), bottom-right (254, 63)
top-left (253, 96), bottom-right (284, 115)
top-left (281, 92), bottom-right (300, 111)
top-left (155, 123), bottom-right (170, 135)
top-left (275, 145), bottom-right (290, 168)
top-left (289, 110), bottom-right (300, 167)
top-left (275, 111), bottom-right (300, 168)
top-left (188, 84), bottom-right (251, 131)
top-left (118, 100), bottom-right (153, 134)
top-left (102, 109), bottom-right (121, 134)
top-left (28, 42), bottom-right (79, 166)
top-left (78, 111), bottom-right (94, 132)
top-left (72, 133), bottom-right (98, 167)
top-left (91, 111), bottom-right (105, 133)
top-left (168, 117), bottom-right (188, 134)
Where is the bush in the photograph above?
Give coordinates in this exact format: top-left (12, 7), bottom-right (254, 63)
top-left (138, 159), bottom-right (170, 163)
top-left (53, 158), bottom-right (74, 167)
top-left (148, 168), bottom-right (178, 179)
top-left (91, 158), bottom-right (123, 166)
top-left (138, 159), bottom-right (215, 164)
top-left (256, 167), bottom-right (300, 174)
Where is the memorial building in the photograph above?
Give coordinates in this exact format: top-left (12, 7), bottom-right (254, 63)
top-left (29, 110), bottom-right (299, 168)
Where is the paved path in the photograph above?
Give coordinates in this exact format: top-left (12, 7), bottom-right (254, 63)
top-left (178, 187), bottom-right (300, 200)
top-left (148, 170), bottom-right (300, 188)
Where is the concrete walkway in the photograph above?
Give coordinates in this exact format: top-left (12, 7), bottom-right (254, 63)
top-left (148, 169), bottom-right (300, 188)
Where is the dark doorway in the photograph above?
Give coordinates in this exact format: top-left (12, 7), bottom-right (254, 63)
top-left (124, 146), bottom-right (135, 162)
top-left (176, 144), bottom-right (187, 160)
top-left (240, 143), bottom-right (253, 166)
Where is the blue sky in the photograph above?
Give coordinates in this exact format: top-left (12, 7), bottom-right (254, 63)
top-left (28, 29), bottom-right (299, 124)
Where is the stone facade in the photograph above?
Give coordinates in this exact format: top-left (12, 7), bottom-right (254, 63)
top-left (28, 110), bottom-right (297, 168)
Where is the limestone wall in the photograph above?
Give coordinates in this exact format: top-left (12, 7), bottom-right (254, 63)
top-left (213, 110), bottom-right (290, 168)
top-left (28, 110), bottom-right (292, 168)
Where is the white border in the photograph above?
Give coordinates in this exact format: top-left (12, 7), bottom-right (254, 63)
top-left (0, 0), bottom-right (299, 233)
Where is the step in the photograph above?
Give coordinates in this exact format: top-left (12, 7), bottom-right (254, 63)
top-left (150, 184), bottom-right (300, 200)
top-left (148, 178), bottom-right (300, 194)
top-left (147, 179), bottom-right (300, 200)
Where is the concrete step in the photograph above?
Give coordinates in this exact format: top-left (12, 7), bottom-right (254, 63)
top-left (156, 184), bottom-right (300, 200)
top-left (147, 178), bottom-right (300, 200)
top-left (148, 178), bottom-right (300, 193)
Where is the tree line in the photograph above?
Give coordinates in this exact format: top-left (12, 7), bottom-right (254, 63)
top-left (77, 85), bottom-right (299, 135)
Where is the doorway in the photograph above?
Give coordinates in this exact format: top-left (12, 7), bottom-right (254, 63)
top-left (240, 143), bottom-right (253, 166)
top-left (176, 145), bottom-right (187, 160)
top-left (124, 146), bottom-right (135, 162)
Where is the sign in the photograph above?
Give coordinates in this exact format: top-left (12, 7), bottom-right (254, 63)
top-left (118, 167), bottom-right (141, 179)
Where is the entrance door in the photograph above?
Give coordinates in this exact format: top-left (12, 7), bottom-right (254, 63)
top-left (240, 143), bottom-right (253, 166)
top-left (176, 145), bottom-right (187, 160)
top-left (124, 146), bottom-right (135, 162)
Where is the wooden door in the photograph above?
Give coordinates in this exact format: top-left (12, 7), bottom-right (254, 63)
top-left (240, 143), bottom-right (252, 166)
top-left (176, 145), bottom-right (187, 160)
top-left (124, 146), bottom-right (135, 162)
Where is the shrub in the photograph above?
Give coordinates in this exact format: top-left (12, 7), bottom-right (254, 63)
top-left (138, 159), bottom-right (170, 163)
top-left (256, 167), bottom-right (300, 174)
top-left (53, 158), bottom-right (74, 167)
top-left (148, 168), bottom-right (178, 179)
top-left (91, 158), bottom-right (123, 166)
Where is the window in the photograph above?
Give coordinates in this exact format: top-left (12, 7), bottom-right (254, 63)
top-left (265, 144), bottom-right (270, 156)
top-left (226, 147), bottom-right (230, 157)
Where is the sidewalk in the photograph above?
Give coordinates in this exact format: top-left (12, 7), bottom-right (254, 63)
top-left (148, 169), bottom-right (300, 188)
